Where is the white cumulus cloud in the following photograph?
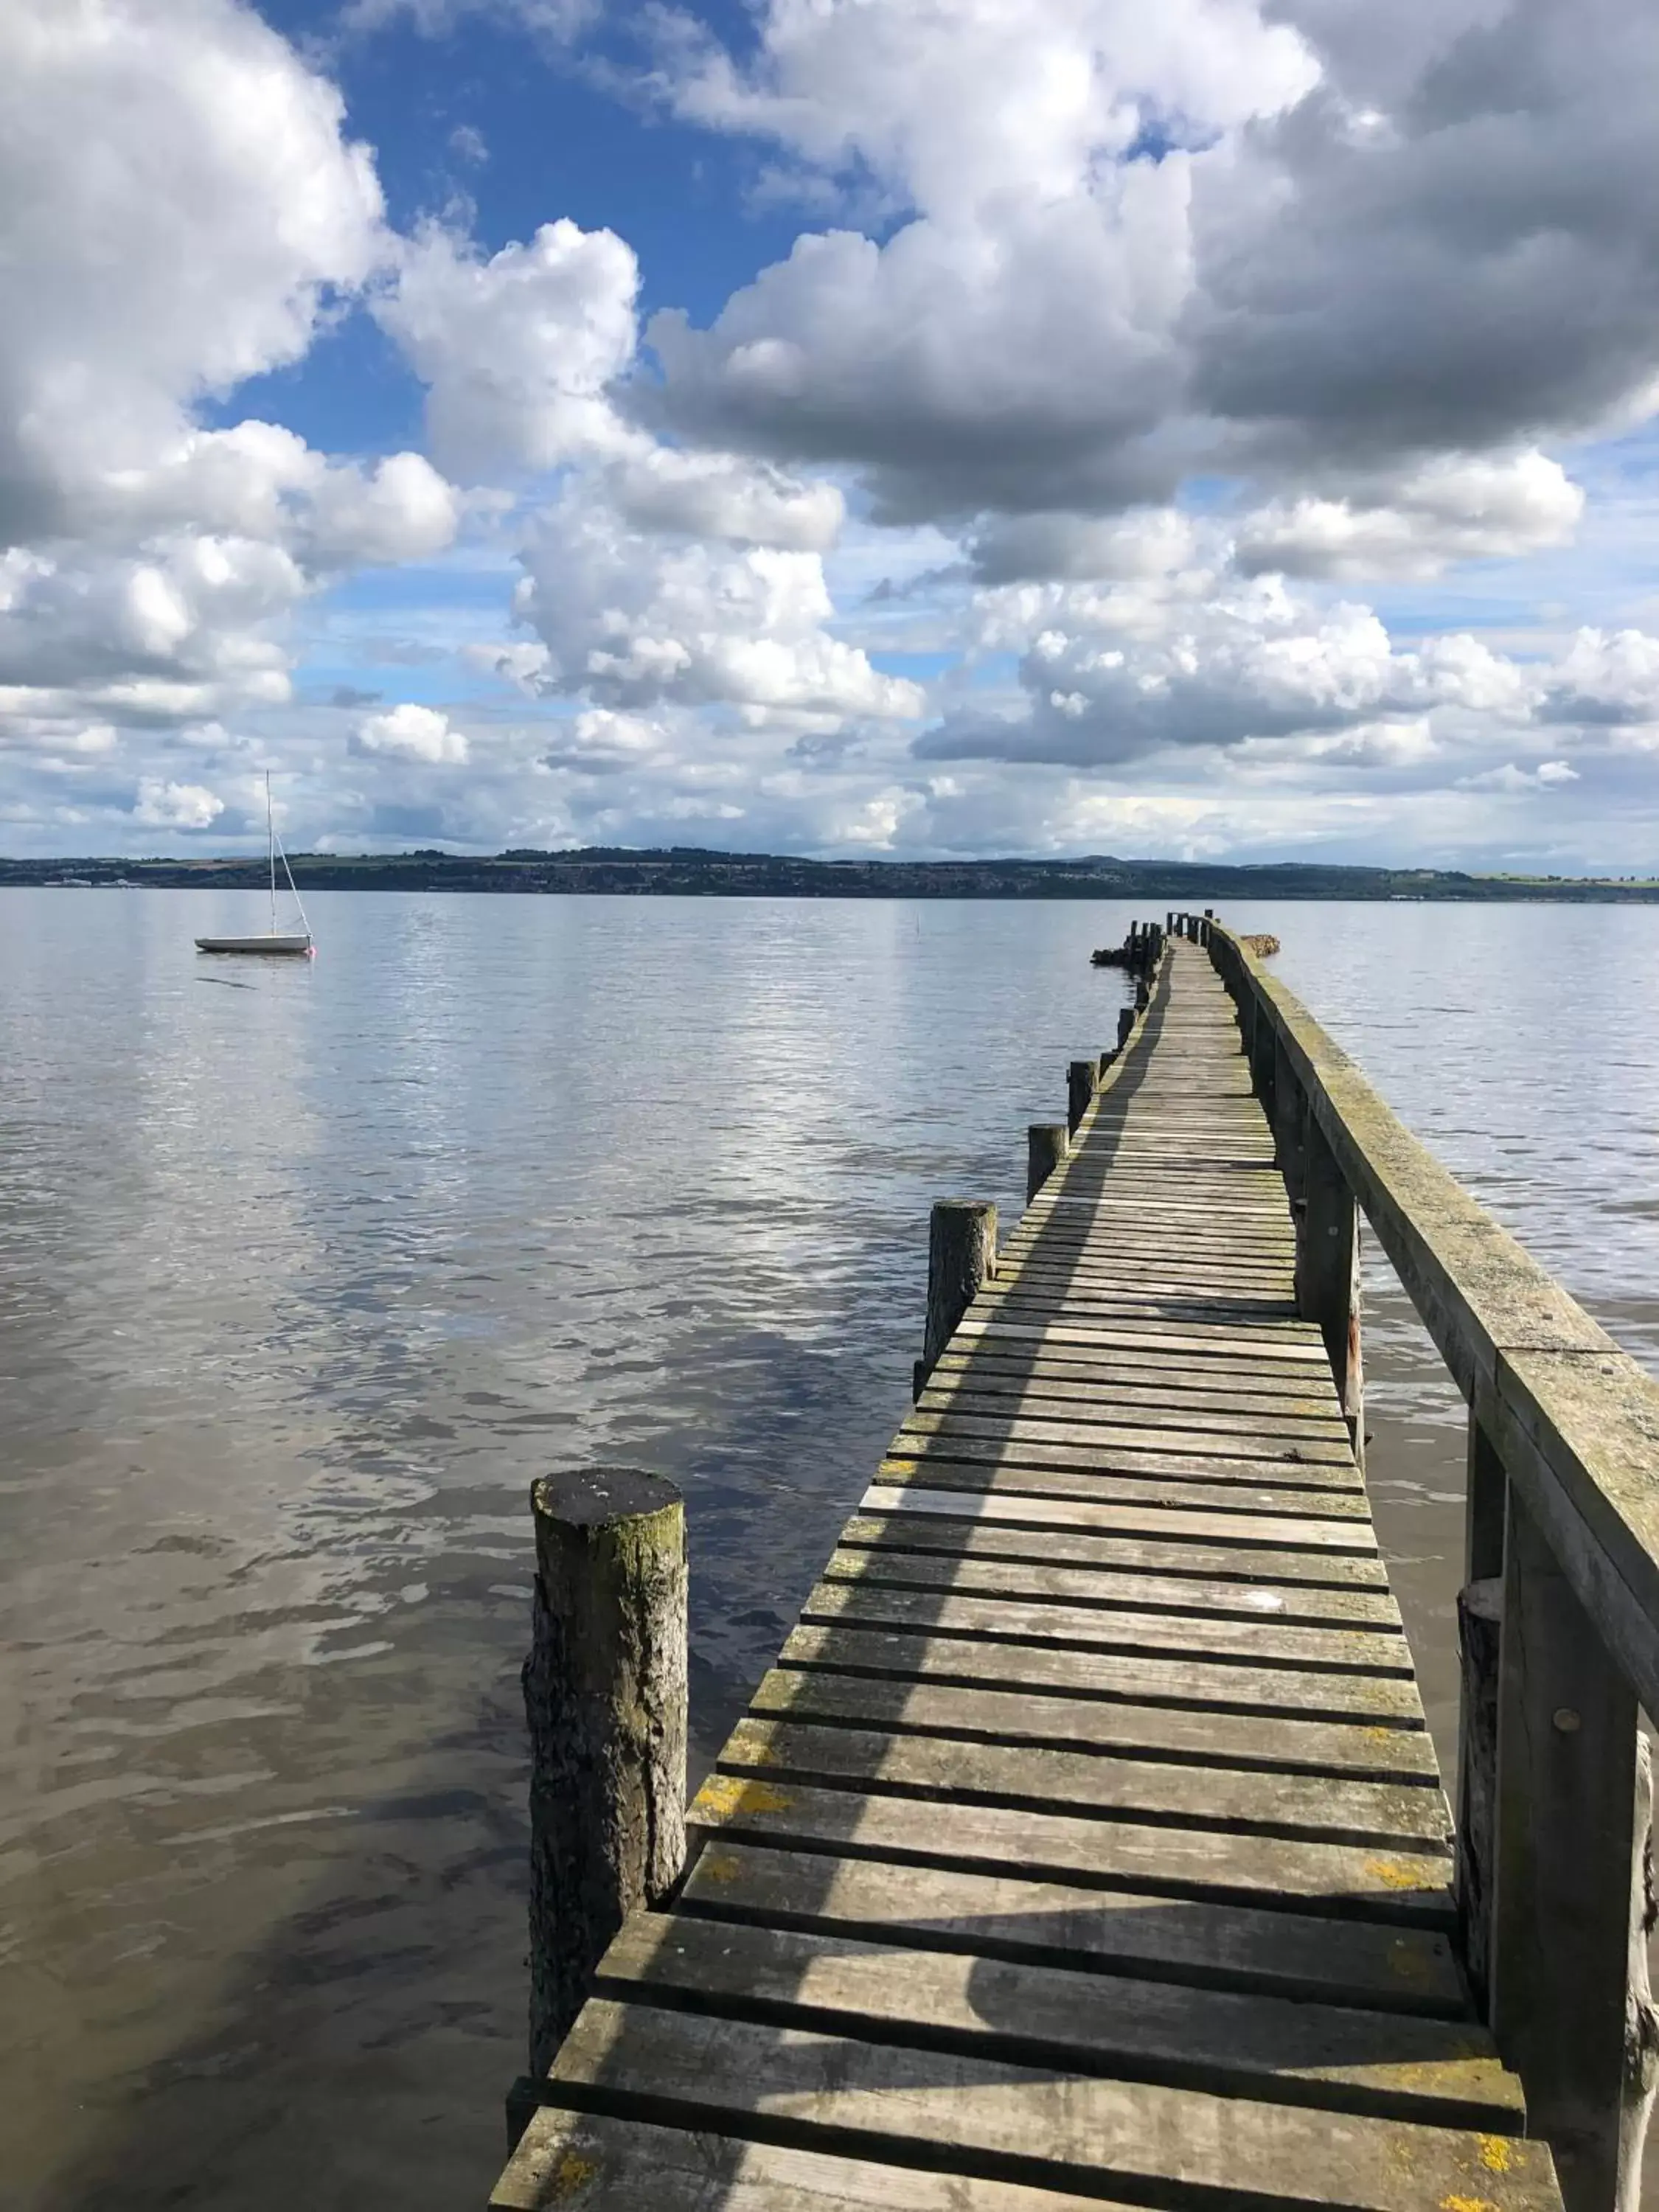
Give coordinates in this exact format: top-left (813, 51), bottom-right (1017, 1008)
top-left (352, 703), bottom-right (471, 763)
top-left (376, 219), bottom-right (640, 480)
top-left (133, 777), bottom-right (224, 830)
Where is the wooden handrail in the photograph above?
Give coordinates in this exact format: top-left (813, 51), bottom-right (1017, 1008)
top-left (1209, 922), bottom-right (1659, 1715)
top-left (1206, 920), bottom-right (1659, 2212)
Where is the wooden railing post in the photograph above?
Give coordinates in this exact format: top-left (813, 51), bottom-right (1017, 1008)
top-left (915, 1198), bottom-right (996, 1397)
top-left (1488, 1487), bottom-right (1653, 2212)
top-left (1455, 1416), bottom-right (1512, 2006)
top-left (1250, 997), bottom-right (1276, 1117)
top-left (1467, 1413), bottom-right (1509, 1583)
top-left (1271, 1037), bottom-right (1306, 1211)
top-left (512, 1467), bottom-right (687, 2141)
top-left (1296, 1107), bottom-right (1363, 1465)
top-left (1027, 1123), bottom-right (1068, 1206)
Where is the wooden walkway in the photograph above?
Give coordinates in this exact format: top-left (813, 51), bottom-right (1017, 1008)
top-left (493, 939), bottom-right (1562, 2212)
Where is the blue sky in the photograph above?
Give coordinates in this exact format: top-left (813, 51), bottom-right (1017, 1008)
top-left (3, 0), bottom-right (1659, 866)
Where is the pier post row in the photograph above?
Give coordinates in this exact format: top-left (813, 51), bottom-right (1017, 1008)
top-left (495, 918), bottom-right (1659, 2212)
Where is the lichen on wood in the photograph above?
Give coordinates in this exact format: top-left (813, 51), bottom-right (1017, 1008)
top-left (523, 1467), bottom-right (686, 2083)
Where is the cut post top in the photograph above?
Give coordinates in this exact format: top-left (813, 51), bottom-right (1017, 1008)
top-left (532, 1465), bottom-right (684, 1531)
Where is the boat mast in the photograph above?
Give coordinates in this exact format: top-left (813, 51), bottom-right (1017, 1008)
top-left (266, 771), bottom-right (276, 934)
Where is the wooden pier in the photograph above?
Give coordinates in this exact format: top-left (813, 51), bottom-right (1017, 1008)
top-left (492, 920), bottom-right (1659, 2212)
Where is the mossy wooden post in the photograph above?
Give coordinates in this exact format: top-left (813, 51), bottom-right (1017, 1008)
top-left (1296, 1108), bottom-right (1363, 1466)
top-left (514, 1467), bottom-right (687, 2138)
top-left (916, 1199), bottom-right (996, 1397)
top-left (1489, 1488), bottom-right (1654, 2212)
top-left (1027, 1123), bottom-right (1068, 1206)
top-left (1067, 1057), bottom-right (1097, 1135)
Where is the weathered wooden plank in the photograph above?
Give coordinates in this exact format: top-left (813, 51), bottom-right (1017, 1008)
top-left (874, 1459), bottom-right (1374, 1519)
top-left (884, 1433), bottom-right (1363, 1495)
top-left (1005, 1248), bottom-right (1295, 1276)
top-left (1001, 1243), bottom-right (1298, 1274)
top-left (494, 2107), bottom-right (1135, 2212)
top-left (822, 1541), bottom-right (1405, 1626)
top-left (998, 1268), bottom-right (1298, 1303)
top-left (799, 1579), bottom-right (1413, 1677)
top-left (938, 1346), bottom-right (1322, 1388)
top-left (983, 1285), bottom-right (1304, 1324)
top-left (684, 1770), bottom-right (1454, 1914)
top-left (593, 1913), bottom-right (1518, 2128)
top-left (899, 1406), bottom-right (1356, 1467)
top-left (716, 1714), bottom-right (1450, 1849)
top-left (997, 1267), bottom-right (1298, 1303)
top-left (929, 1345), bottom-right (1345, 1398)
top-left (546, 2003), bottom-right (1557, 2210)
top-left (1000, 1239), bottom-right (1301, 1274)
top-left (782, 1621), bottom-right (1425, 1725)
top-left (838, 1510), bottom-right (1393, 1587)
top-left (860, 1481), bottom-right (1381, 1554)
top-left (749, 1665), bottom-right (1436, 1779)
top-left (954, 1315), bottom-right (1329, 1365)
top-left (928, 1347), bottom-right (1340, 1406)
top-left (917, 1383), bottom-right (1352, 1445)
top-left (678, 1840), bottom-right (1467, 2014)
top-left (1003, 1239), bottom-right (1298, 1270)
top-left (1009, 1197), bottom-right (1293, 1226)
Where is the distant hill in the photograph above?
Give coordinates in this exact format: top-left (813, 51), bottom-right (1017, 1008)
top-left (3, 846), bottom-right (1656, 900)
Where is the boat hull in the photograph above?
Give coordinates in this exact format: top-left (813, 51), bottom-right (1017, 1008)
top-left (195, 934), bottom-right (313, 957)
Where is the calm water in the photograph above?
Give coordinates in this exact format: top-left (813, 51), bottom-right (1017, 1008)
top-left (2, 891), bottom-right (1657, 2210)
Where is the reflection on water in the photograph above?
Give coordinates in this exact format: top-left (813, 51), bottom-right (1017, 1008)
top-left (1, 891), bottom-right (1654, 2209)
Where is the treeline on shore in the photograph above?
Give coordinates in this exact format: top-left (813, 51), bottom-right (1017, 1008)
top-left (4, 846), bottom-right (1657, 901)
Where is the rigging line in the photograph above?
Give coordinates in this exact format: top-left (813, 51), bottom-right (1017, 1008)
top-left (271, 811), bottom-right (311, 938)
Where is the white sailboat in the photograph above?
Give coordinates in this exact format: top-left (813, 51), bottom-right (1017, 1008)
top-left (195, 774), bottom-right (314, 957)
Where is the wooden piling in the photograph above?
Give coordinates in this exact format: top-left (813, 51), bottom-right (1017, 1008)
top-left (1116, 1006), bottom-right (1135, 1049)
top-left (1067, 1057), bottom-right (1098, 1135)
top-left (916, 1198), bottom-right (996, 1396)
top-left (1026, 1122), bottom-right (1068, 1206)
top-left (513, 1467), bottom-right (687, 2138)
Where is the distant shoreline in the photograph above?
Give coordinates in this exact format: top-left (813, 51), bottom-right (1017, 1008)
top-left (4, 847), bottom-right (1658, 902)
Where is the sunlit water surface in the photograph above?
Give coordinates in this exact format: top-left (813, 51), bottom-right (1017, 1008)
top-left (2, 891), bottom-right (1656, 2209)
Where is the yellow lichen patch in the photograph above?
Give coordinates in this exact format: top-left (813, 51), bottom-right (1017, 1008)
top-left (1364, 1857), bottom-right (1433, 1891)
top-left (1477, 2137), bottom-right (1516, 2174)
top-left (691, 1773), bottom-right (795, 1821)
top-left (549, 2149), bottom-right (600, 2201)
top-left (1441, 2196), bottom-right (1498, 2212)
